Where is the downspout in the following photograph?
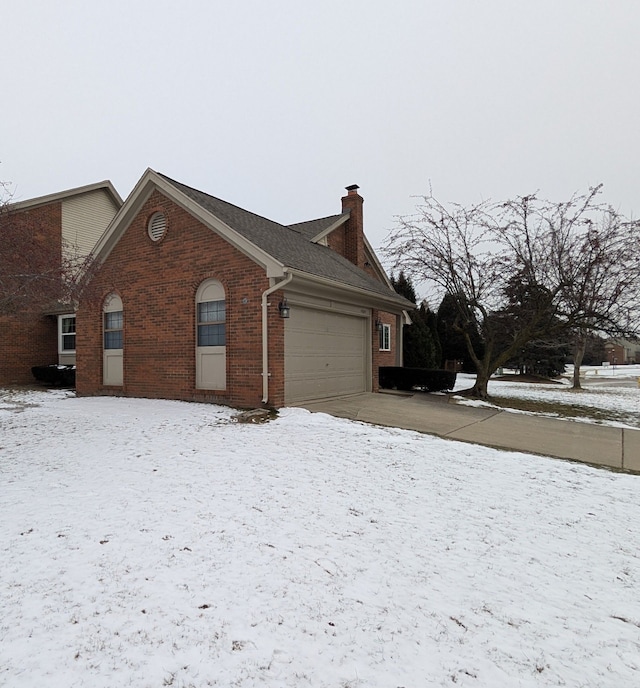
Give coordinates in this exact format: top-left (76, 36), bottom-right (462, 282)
top-left (261, 272), bottom-right (293, 404)
top-left (396, 311), bottom-right (407, 368)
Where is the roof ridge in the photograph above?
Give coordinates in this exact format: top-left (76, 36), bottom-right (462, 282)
top-left (287, 213), bottom-right (347, 229)
top-left (157, 172), bottom-right (289, 231)
top-left (8, 180), bottom-right (123, 211)
top-left (154, 172), bottom-right (409, 307)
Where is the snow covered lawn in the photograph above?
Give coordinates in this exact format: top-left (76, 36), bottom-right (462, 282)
top-left (452, 367), bottom-right (640, 429)
top-left (1, 389), bottom-right (639, 687)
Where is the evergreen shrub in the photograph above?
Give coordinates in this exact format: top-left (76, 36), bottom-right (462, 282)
top-left (379, 367), bottom-right (456, 392)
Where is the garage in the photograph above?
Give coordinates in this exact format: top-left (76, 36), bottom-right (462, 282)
top-left (284, 306), bottom-right (368, 404)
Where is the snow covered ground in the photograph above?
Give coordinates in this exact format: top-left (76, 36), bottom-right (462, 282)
top-left (1, 388), bottom-right (639, 687)
top-left (452, 366), bottom-right (640, 429)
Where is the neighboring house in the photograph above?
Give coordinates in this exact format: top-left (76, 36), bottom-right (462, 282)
top-left (604, 338), bottom-right (640, 365)
top-left (76, 169), bottom-right (412, 408)
top-left (0, 181), bottom-right (123, 385)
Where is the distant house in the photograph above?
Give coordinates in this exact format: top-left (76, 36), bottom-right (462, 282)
top-left (604, 338), bottom-right (640, 365)
top-left (0, 182), bottom-right (122, 385)
top-left (76, 169), bottom-right (412, 408)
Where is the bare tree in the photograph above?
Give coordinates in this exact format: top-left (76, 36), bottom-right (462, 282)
top-left (0, 183), bottom-right (95, 318)
top-left (384, 187), bottom-right (640, 398)
top-left (552, 207), bottom-right (640, 387)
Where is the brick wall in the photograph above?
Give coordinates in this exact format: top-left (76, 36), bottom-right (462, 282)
top-left (0, 314), bottom-right (58, 384)
top-left (326, 225), bottom-right (346, 255)
top-left (605, 343), bottom-right (625, 366)
top-left (76, 191), bottom-right (285, 408)
top-left (0, 202), bottom-right (62, 385)
top-left (371, 310), bottom-right (398, 392)
top-left (340, 186), bottom-right (365, 269)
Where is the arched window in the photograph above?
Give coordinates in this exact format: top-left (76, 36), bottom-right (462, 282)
top-left (196, 280), bottom-right (226, 390)
top-left (103, 293), bottom-right (123, 386)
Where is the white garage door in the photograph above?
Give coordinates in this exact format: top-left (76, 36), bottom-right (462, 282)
top-left (284, 306), bottom-right (368, 404)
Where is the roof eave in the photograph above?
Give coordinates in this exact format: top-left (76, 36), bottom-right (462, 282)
top-left (8, 180), bottom-right (123, 212)
top-left (285, 268), bottom-right (414, 312)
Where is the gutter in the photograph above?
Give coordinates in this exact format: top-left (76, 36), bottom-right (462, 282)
top-left (285, 268), bottom-right (412, 312)
top-left (261, 271), bottom-right (293, 404)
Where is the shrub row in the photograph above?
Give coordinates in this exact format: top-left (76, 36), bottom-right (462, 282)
top-left (379, 367), bottom-right (456, 393)
top-left (31, 365), bottom-right (76, 387)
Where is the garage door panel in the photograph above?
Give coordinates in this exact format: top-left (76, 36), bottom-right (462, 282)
top-left (285, 307), bottom-right (367, 404)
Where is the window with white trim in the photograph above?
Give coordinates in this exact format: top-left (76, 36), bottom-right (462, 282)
top-left (104, 309), bottom-right (123, 349)
top-left (58, 314), bottom-right (76, 353)
top-left (103, 293), bottom-right (124, 386)
top-left (196, 279), bottom-right (226, 390)
top-left (197, 299), bottom-right (226, 346)
top-left (379, 323), bottom-right (391, 351)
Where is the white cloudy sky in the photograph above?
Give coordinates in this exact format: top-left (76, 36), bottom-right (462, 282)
top-left (3, 0), bottom-right (639, 251)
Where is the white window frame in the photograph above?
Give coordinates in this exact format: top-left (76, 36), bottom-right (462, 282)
top-left (379, 323), bottom-right (391, 351)
top-left (196, 280), bottom-right (227, 390)
top-left (58, 314), bottom-right (76, 354)
top-left (103, 293), bottom-right (124, 386)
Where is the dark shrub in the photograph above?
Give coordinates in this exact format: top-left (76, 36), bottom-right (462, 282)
top-left (31, 365), bottom-right (76, 387)
top-left (379, 367), bottom-right (456, 393)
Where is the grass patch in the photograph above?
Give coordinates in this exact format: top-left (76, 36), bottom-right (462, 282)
top-left (487, 394), bottom-right (637, 427)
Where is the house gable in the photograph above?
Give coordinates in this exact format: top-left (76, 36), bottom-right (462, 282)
top-left (92, 169), bottom-right (285, 278)
top-left (61, 188), bottom-right (122, 259)
top-left (0, 181), bottom-right (122, 385)
top-left (76, 189), bottom-right (278, 407)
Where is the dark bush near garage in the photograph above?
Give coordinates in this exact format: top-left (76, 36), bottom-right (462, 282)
top-left (31, 365), bottom-right (76, 387)
top-left (379, 367), bottom-right (456, 392)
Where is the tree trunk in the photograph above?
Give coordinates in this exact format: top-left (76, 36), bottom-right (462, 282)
top-left (572, 335), bottom-right (586, 390)
top-left (459, 369), bottom-right (491, 399)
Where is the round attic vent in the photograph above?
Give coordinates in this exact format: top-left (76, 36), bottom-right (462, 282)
top-left (148, 212), bottom-right (167, 241)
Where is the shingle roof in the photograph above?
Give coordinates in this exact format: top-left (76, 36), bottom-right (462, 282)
top-left (287, 214), bottom-right (348, 241)
top-left (158, 174), bottom-right (410, 306)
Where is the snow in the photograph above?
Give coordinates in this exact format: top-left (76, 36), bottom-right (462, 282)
top-left (1, 388), bottom-right (640, 687)
top-left (452, 367), bottom-right (640, 429)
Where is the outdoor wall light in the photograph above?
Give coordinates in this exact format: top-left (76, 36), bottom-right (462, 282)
top-left (375, 317), bottom-right (383, 331)
top-left (278, 298), bottom-right (290, 319)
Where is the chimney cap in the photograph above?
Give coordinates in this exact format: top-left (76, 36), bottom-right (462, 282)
top-left (345, 184), bottom-right (360, 192)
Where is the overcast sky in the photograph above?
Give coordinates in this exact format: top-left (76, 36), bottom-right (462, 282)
top-left (3, 0), bottom-right (639, 255)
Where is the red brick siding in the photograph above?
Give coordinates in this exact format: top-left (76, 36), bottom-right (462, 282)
top-left (605, 344), bottom-right (625, 365)
top-left (371, 310), bottom-right (398, 392)
top-left (0, 202), bottom-right (63, 384)
top-left (0, 314), bottom-right (58, 384)
top-left (326, 225), bottom-right (346, 255)
top-left (76, 191), bottom-right (285, 408)
top-left (340, 190), bottom-right (365, 269)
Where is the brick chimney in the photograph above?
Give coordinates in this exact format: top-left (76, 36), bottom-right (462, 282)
top-left (341, 184), bottom-right (365, 269)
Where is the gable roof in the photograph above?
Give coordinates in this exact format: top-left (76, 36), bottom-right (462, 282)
top-left (8, 180), bottom-right (123, 212)
top-left (158, 174), bottom-right (410, 308)
top-left (93, 169), bottom-right (411, 311)
top-left (287, 213), bottom-right (349, 241)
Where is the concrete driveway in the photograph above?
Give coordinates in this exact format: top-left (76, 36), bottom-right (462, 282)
top-left (294, 391), bottom-right (640, 473)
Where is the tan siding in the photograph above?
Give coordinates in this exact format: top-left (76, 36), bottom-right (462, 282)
top-left (62, 190), bottom-right (120, 259)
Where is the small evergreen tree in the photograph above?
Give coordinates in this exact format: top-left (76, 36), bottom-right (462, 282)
top-left (391, 272), bottom-right (439, 369)
top-left (404, 302), bottom-right (438, 368)
top-left (390, 271), bottom-right (417, 305)
top-left (436, 292), bottom-right (483, 372)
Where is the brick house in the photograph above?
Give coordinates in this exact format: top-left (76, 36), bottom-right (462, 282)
top-left (76, 169), bottom-right (412, 407)
top-left (604, 338), bottom-right (640, 365)
top-left (0, 181), bottom-right (122, 385)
